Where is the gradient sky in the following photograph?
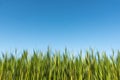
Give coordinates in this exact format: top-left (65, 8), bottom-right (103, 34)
top-left (0, 0), bottom-right (120, 53)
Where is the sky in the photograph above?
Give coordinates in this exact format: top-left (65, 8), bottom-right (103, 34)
top-left (0, 0), bottom-right (120, 54)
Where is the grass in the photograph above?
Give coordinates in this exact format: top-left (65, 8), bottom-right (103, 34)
top-left (0, 48), bottom-right (120, 80)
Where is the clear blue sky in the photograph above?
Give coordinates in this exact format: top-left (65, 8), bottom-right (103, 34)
top-left (0, 0), bottom-right (120, 53)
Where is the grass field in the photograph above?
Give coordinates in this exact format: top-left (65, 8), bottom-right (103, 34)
top-left (0, 48), bottom-right (120, 80)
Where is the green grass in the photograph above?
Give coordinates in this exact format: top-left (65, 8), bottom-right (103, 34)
top-left (0, 48), bottom-right (120, 80)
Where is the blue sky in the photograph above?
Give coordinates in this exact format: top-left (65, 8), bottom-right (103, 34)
top-left (0, 0), bottom-right (120, 54)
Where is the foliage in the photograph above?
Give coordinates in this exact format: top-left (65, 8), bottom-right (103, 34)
top-left (0, 49), bottom-right (120, 80)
